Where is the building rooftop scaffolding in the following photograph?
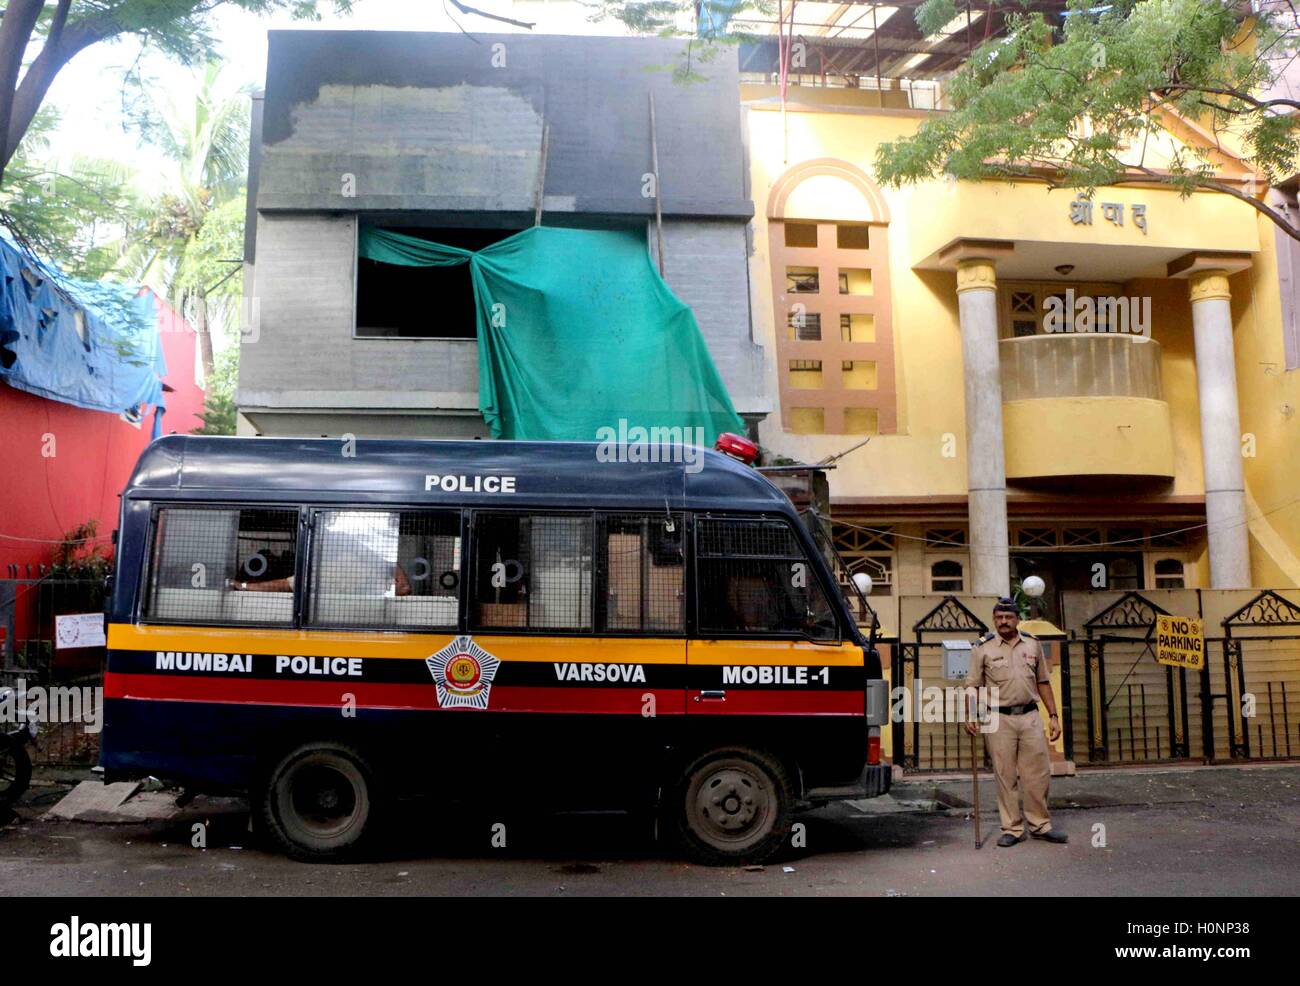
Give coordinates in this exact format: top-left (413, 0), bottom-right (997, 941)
top-left (732, 0), bottom-right (1071, 86)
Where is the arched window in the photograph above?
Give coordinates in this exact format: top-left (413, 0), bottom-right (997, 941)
top-left (767, 159), bottom-right (895, 436)
top-left (930, 559), bottom-right (964, 593)
top-left (1154, 558), bottom-right (1185, 589)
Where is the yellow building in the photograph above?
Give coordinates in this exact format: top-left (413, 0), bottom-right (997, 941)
top-left (741, 83), bottom-right (1300, 619)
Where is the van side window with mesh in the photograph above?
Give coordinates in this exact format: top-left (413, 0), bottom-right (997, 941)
top-left (145, 507), bottom-right (299, 625)
top-left (695, 518), bottom-right (837, 639)
top-left (601, 514), bottom-right (684, 633)
top-left (308, 509), bottom-right (461, 629)
top-left (472, 513), bottom-right (593, 631)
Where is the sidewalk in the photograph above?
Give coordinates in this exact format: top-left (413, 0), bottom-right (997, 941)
top-left (886, 760), bottom-right (1300, 815)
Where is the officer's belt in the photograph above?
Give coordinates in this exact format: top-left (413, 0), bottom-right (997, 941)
top-left (995, 702), bottom-right (1039, 715)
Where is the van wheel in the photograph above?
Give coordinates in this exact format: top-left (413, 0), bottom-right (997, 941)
top-left (673, 747), bottom-right (793, 866)
top-left (260, 743), bottom-right (375, 861)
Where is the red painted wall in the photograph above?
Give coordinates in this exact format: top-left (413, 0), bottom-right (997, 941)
top-left (0, 289), bottom-right (207, 575)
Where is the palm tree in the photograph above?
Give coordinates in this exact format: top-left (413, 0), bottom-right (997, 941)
top-left (120, 62), bottom-right (250, 379)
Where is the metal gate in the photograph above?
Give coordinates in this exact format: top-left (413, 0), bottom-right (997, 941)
top-left (1071, 589), bottom-right (1300, 765)
top-left (892, 595), bottom-right (989, 771)
top-left (1219, 590), bottom-right (1300, 760)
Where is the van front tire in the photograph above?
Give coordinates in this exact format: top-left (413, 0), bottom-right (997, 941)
top-left (673, 747), bottom-right (793, 866)
top-left (260, 742), bottom-right (376, 861)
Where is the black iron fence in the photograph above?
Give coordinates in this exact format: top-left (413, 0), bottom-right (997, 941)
top-left (1067, 589), bottom-right (1300, 767)
top-left (0, 577), bottom-right (105, 766)
top-left (891, 589), bottom-right (1300, 771)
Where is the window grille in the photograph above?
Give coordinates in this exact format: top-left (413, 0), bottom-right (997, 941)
top-left (308, 510), bottom-right (460, 629)
top-left (696, 518), bottom-right (836, 639)
top-left (601, 515), bottom-right (684, 633)
top-left (473, 514), bottom-right (593, 631)
top-left (145, 507), bottom-right (299, 625)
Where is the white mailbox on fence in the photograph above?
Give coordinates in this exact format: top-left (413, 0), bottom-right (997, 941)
top-left (941, 638), bottom-right (972, 680)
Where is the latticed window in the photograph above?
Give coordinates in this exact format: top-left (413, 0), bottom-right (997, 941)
top-left (1150, 527), bottom-right (1188, 548)
top-left (833, 523), bottom-right (895, 553)
top-left (787, 310), bottom-right (822, 341)
top-left (308, 509), bottom-right (461, 629)
top-left (1009, 290), bottom-right (1037, 338)
top-left (1063, 527), bottom-right (1105, 547)
top-left (999, 280), bottom-right (1122, 337)
top-left (472, 514), bottom-right (593, 632)
top-left (145, 506), bottom-right (299, 626)
top-left (696, 518), bottom-right (836, 638)
top-left (786, 266), bottom-right (819, 293)
top-left (1016, 527), bottom-right (1057, 548)
top-left (925, 528), bottom-right (967, 549)
top-left (601, 514), bottom-right (684, 633)
top-left (831, 522), bottom-right (894, 596)
top-left (1107, 528), bottom-right (1145, 549)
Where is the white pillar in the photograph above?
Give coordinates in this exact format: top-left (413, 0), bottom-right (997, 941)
top-left (1188, 270), bottom-right (1251, 588)
top-left (957, 259), bottom-right (1010, 596)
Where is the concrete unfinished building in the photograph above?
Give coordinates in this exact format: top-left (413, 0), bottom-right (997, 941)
top-left (238, 30), bottom-right (767, 439)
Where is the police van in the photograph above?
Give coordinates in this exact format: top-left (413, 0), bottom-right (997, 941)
top-left (103, 436), bottom-right (890, 864)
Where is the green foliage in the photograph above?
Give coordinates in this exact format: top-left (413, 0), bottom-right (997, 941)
top-left (43, 2), bottom-right (352, 70)
top-left (49, 520), bottom-right (112, 581)
top-left (196, 344), bottom-right (238, 435)
top-left (914, 0), bottom-right (959, 38)
top-left (0, 2), bottom-right (349, 254)
top-left (586, 0), bottom-right (775, 80)
top-left (0, 111), bottom-right (148, 279)
top-left (877, 0), bottom-right (1300, 216)
top-left (110, 62), bottom-right (250, 358)
top-left (173, 193), bottom-right (247, 328)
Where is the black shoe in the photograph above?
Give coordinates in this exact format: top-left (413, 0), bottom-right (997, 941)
top-left (996, 833), bottom-right (1026, 847)
top-left (1031, 829), bottom-right (1068, 844)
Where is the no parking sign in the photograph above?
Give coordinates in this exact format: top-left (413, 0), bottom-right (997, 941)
top-left (1155, 615), bottom-right (1204, 670)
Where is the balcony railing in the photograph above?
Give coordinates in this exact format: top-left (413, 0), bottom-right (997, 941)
top-left (999, 334), bottom-right (1164, 403)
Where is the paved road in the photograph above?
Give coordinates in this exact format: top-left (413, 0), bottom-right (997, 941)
top-left (1, 764), bottom-right (1297, 896)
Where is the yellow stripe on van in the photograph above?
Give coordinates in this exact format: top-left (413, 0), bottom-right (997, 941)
top-left (107, 624), bottom-right (685, 664)
top-left (688, 639), bottom-right (864, 666)
top-left (109, 625), bottom-right (861, 666)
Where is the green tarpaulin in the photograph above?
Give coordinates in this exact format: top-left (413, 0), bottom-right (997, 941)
top-left (358, 225), bottom-right (745, 443)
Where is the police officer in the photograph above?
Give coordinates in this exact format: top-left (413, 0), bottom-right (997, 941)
top-left (963, 597), bottom-right (1068, 846)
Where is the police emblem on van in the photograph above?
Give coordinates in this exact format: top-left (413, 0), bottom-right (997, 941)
top-left (426, 637), bottom-right (502, 710)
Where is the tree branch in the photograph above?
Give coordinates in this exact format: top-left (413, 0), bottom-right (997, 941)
top-left (445, 0), bottom-right (535, 30)
top-left (1159, 83), bottom-right (1300, 115)
top-left (4, 10), bottom-right (126, 170)
top-left (0, 0), bottom-right (46, 186)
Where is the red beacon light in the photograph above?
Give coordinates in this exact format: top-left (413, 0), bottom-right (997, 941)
top-left (714, 432), bottom-right (759, 466)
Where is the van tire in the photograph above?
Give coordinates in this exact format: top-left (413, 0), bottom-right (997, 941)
top-left (672, 747), bottom-right (793, 866)
top-left (260, 742), bottom-right (376, 861)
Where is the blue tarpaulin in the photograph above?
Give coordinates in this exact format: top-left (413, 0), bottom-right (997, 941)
top-left (0, 237), bottom-right (166, 435)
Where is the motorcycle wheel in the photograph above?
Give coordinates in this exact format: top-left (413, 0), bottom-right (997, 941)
top-left (0, 737), bottom-right (32, 810)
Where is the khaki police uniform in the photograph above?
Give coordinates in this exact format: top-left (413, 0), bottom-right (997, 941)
top-left (969, 630), bottom-right (1054, 838)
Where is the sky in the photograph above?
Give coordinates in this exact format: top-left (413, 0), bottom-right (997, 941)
top-left (41, 0), bottom-right (627, 182)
